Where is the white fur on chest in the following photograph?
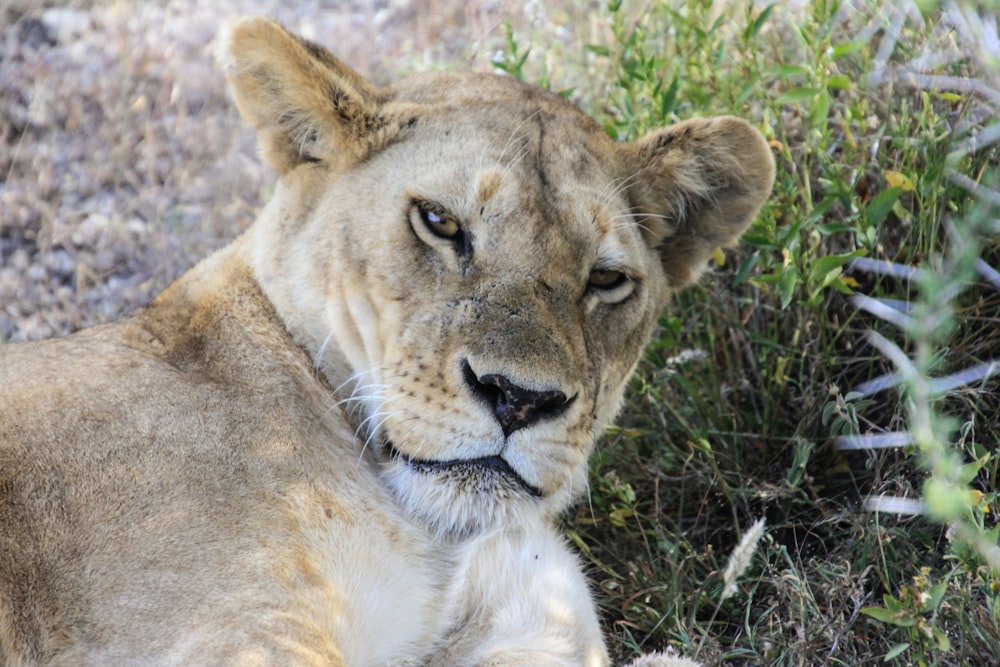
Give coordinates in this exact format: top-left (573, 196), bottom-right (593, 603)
top-left (299, 493), bottom-right (607, 667)
top-left (229, 398), bottom-right (611, 667)
top-left (329, 530), bottom-right (453, 666)
top-left (282, 478), bottom-right (451, 666)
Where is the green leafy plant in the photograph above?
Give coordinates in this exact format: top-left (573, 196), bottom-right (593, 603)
top-left (7, 0), bottom-right (999, 663)
top-left (505, 0), bottom-right (1000, 663)
top-left (860, 568), bottom-right (951, 663)
top-left (491, 20), bottom-right (533, 83)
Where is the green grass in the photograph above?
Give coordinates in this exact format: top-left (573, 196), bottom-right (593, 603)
top-left (499, 1), bottom-right (1000, 664)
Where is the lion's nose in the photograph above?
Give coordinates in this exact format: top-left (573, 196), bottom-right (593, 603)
top-left (462, 361), bottom-right (573, 437)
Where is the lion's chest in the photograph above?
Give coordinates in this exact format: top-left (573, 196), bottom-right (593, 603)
top-left (286, 484), bottom-right (458, 666)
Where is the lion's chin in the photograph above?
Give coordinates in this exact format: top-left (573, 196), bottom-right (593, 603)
top-left (385, 442), bottom-right (544, 498)
top-left (381, 441), bottom-right (545, 539)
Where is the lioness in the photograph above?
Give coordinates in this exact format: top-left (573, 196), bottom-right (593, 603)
top-left (0, 17), bottom-right (773, 667)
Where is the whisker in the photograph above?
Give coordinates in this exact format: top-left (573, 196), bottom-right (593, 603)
top-left (314, 331), bottom-right (336, 371)
top-left (497, 108), bottom-right (542, 164)
top-left (357, 409), bottom-right (405, 452)
top-left (596, 171), bottom-right (642, 209)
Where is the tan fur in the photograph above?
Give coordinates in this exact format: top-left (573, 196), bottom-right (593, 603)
top-left (0, 17), bottom-right (774, 667)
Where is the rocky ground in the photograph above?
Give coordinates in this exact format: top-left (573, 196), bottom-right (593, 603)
top-left (0, 0), bottom-right (566, 341)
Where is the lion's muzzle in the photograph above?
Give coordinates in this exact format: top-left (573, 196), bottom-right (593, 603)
top-left (461, 359), bottom-right (576, 437)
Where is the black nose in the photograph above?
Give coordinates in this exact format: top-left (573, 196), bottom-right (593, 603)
top-left (463, 361), bottom-right (572, 437)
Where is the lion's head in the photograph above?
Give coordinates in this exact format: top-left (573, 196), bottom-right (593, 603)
top-left (224, 18), bottom-right (774, 538)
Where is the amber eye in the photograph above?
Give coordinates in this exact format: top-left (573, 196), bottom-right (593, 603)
top-left (588, 268), bottom-right (628, 290)
top-left (416, 203), bottom-right (461, 240)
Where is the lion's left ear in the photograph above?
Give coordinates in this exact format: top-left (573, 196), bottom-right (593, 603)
top-left (626, 116), bottom-right (775, 289)
top-left (222, 16), bottom-right (412, 175)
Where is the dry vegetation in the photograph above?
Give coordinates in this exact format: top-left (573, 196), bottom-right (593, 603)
top-left (0, 0), bottom-right (554, 341)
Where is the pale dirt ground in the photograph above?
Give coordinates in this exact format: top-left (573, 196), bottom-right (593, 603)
top-left (1, 0), bottom-right (602, 341)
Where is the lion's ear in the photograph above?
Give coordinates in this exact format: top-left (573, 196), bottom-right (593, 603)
top-left (223, 16), bottom-right (400, 174)
top-left (626, 116), bottom-right (775, 289)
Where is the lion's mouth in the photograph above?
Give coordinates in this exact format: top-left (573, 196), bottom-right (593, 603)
top-left (385, 442), bottom-right (543, 498)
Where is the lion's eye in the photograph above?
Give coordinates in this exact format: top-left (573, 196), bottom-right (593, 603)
top-left (588, 269), bottom-right (628, 290)
top-left (416, 204), bottom-right (461, 240)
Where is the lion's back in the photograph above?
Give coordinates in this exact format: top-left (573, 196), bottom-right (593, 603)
top-left (0, 314), bottom-right (347, 663)
top-left (0, 326), bottom-right (233, 658)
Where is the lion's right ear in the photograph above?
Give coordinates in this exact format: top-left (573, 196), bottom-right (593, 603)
top-left (223, 17), bottom-right (402, 174)
top-left (625, 116), bottom-right (775, 291)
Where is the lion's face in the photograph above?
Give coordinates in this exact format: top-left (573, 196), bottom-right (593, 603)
top-left (227, 19), bottom-right (774, 537)
top-left (342, 95), bottom-right (670, 536)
